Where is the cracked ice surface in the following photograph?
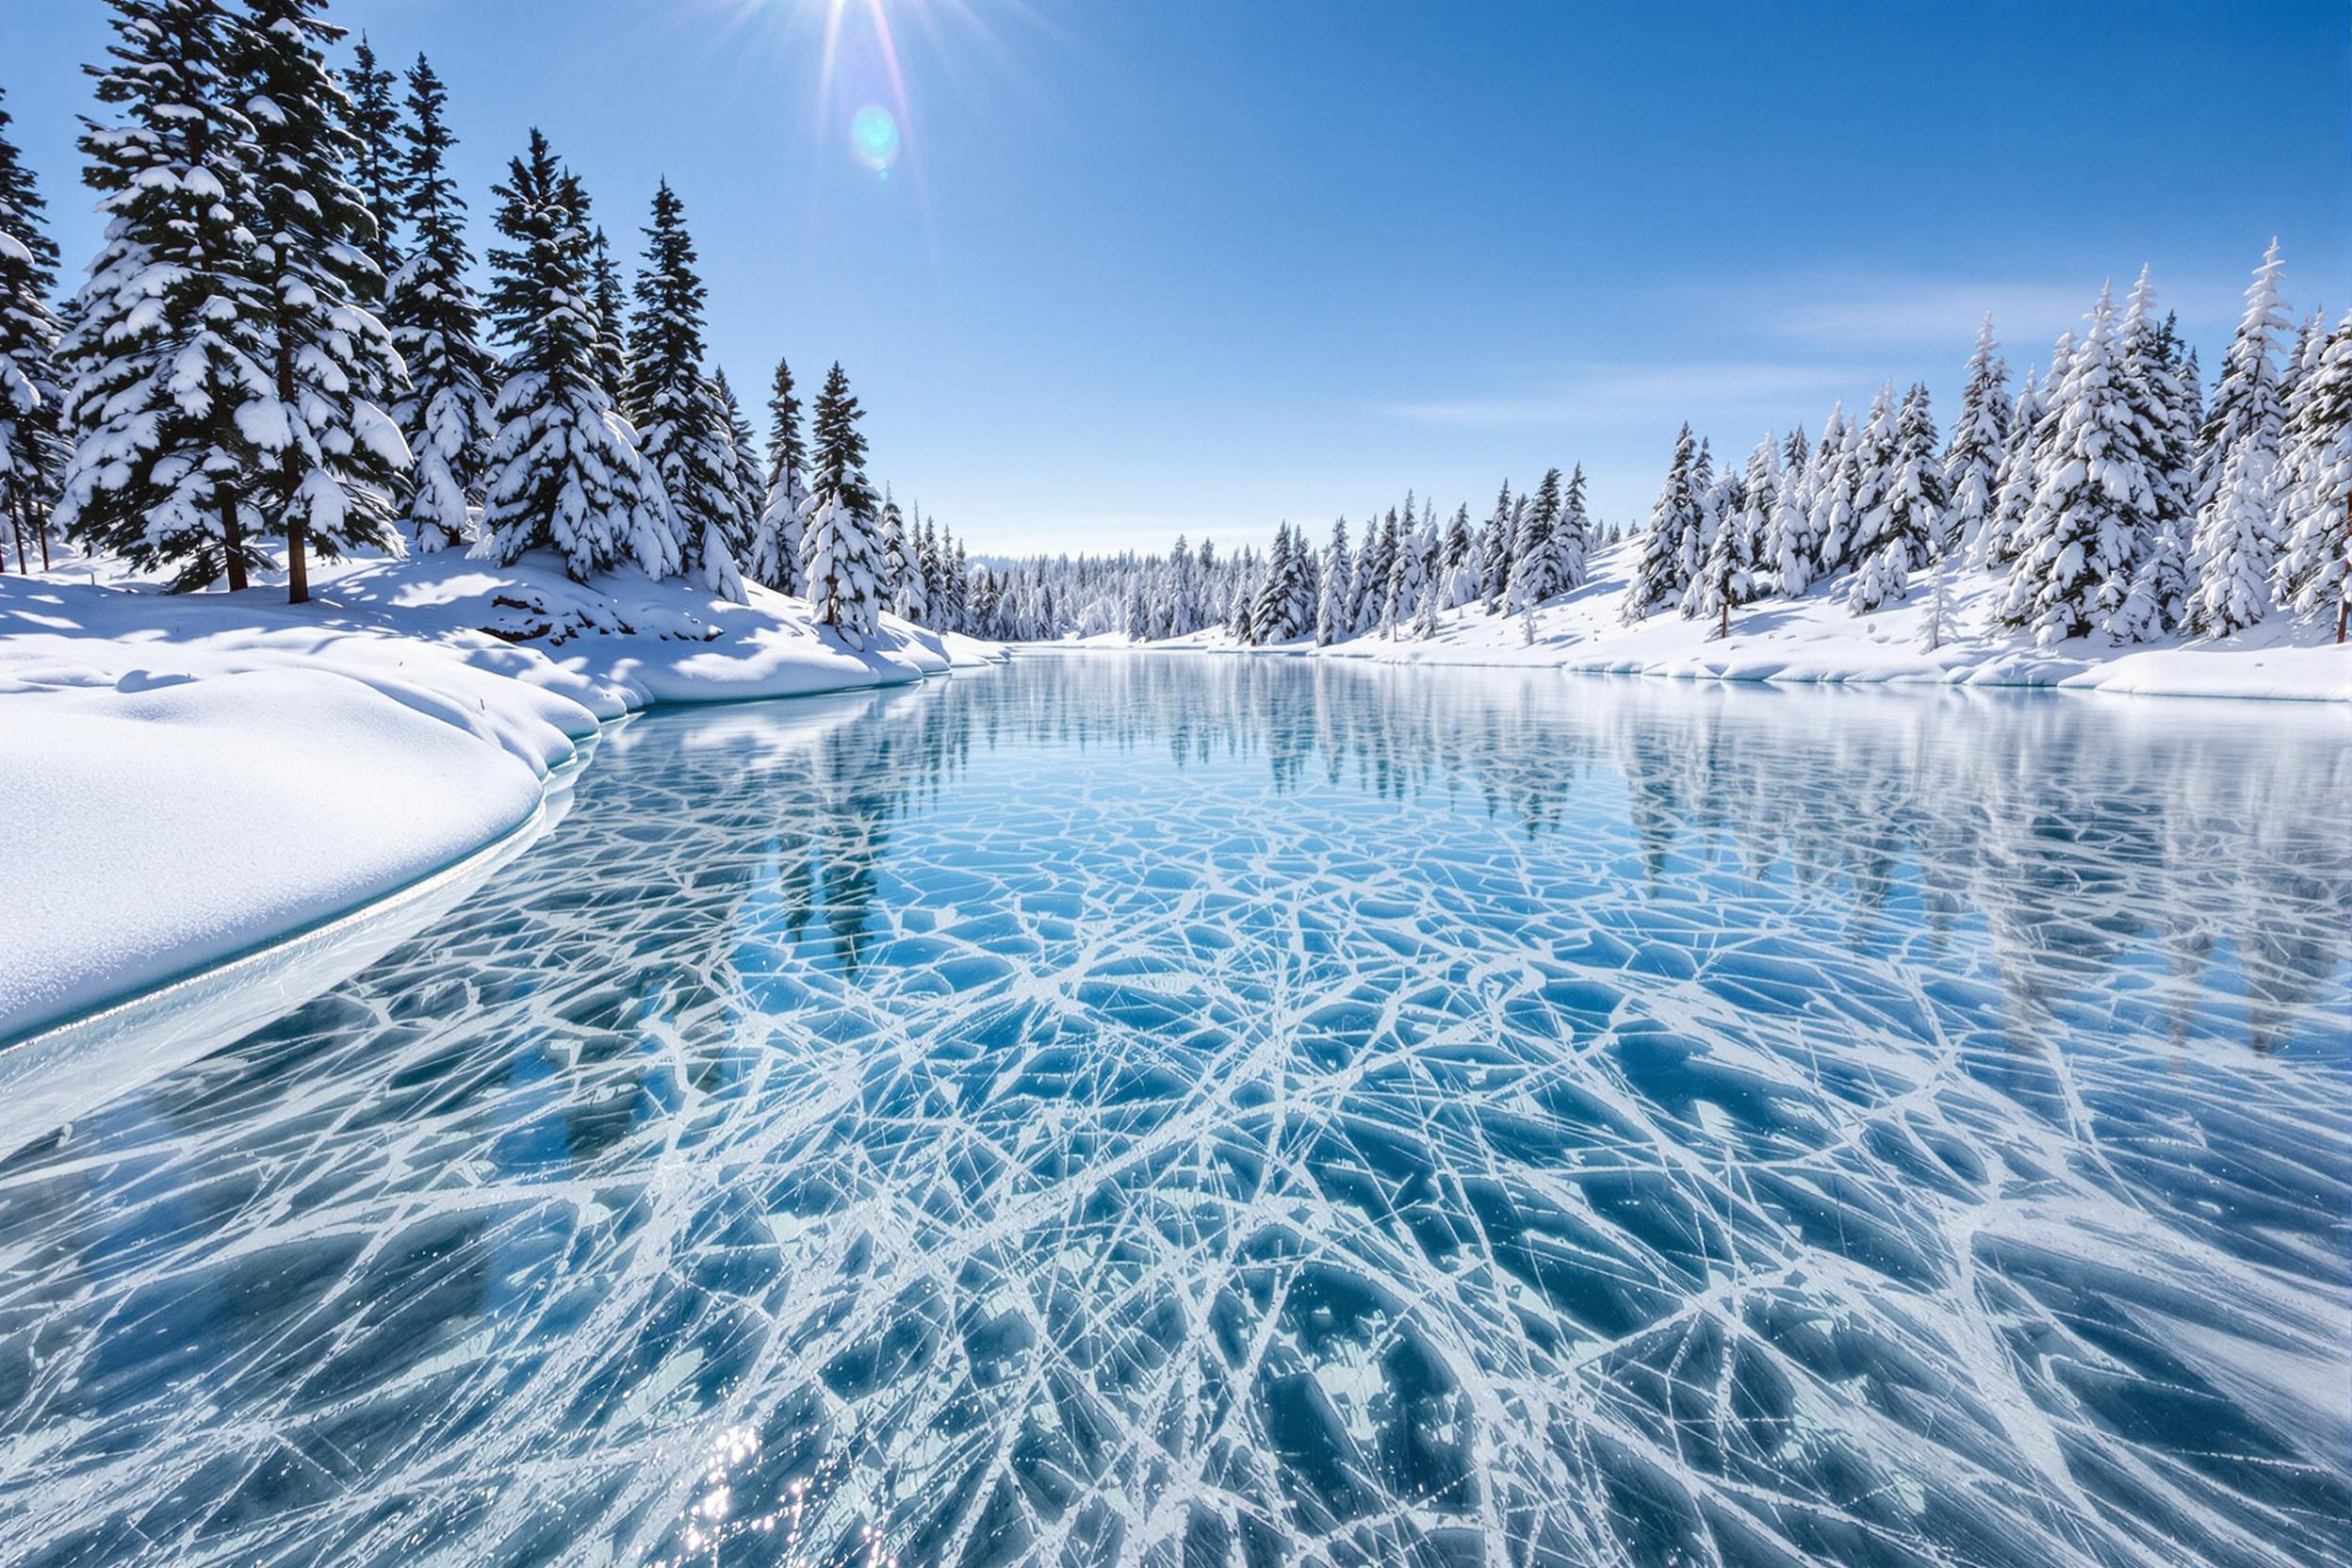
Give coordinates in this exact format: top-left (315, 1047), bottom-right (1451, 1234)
top-left (0, 658), bottom-right (2347, 1568)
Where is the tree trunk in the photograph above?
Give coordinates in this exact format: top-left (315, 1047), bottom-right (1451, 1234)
top-left (222, 492), bottom-right (248, 593)
top-left (37, 507), bottom-right (50, 572)
top-left (2337, 594), bottom-right (2346, 646)
top-left (287, 515), bottom-right (310, 604)
top-left (1719, 600), bottom-right (1729, 641)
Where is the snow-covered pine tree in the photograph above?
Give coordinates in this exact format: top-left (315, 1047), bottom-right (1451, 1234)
top-left (476, 131), bottom-right (675, 580)
top-left (2108, 268), bottom-right (2194, 642)
top-left (1353, 508), bottom-right (1395, 630)
top-left (748, 354), bottom-right (808, 593)
top-left (1508, 466), bottom-right (1561, 611)
top-left (1673, 440), bottom-right (1723, 618)
top-left (1999, 286), bottom-right (2147, 645)
top-left (916, 516), bottom-right (945, 622)
top-left (1940, 314), bottom-right (2009, 562)
top-left (1762, 423), bottom-right (1813, 596)
top-left (877, 490), bottom-right (917, 620)
top-left (1250, 520), bottom-right (1298, 643)
top-left (2187, 242), bottom-right (2292, 635)
top-left (1315, 516), bottom-right (1352, 644)
top-left (800, 361), bottom-right (886, 645)
top-left (1415, 559), bottom-right (1444, 640)
top-left (1796, 401), bottom-right (1855, 591)
top-left (385, 53), bottom-right (493, 552)
top-left (1551, 464), bottom-right (1592, 595)
top-left (238, 0), bottom-right (409, 604)
top-left (1849, 384), bottom-right (1942, 614)
top-left (894, 498), bottom-right (931, 625)
top-left (1476, 482), bottom-right (1512, 611)
top-left (0, 84), bottom-right (67, 572)
top-left (1225, 558), bottom-right (1254, 641)
top-left (57, 0), bottom-right (277, 593)
top-left (713, 367), bottom-right (764, 564)
top-left (1697, 437), bottom-right (1771, 635)
top-left (1831, 383), bottom-right (1897, 581)
top-left (1625, 424), bottom-right (1698, 621)
top-left (941, 531), bottom-right (969, 631)
top-left (625, 179), bottom-right (743, 600)
top-left (588, 226), bottom-right (629, 405)
top-left (1978, 357), bottom-right (2051, 567)
top-left (1440, 502), bottom-right (1473, 605)
top-left (335, 33), bottom-right (403, 288)
top-left (2273, 309), bottom-right (2352, 639)
top-left (1383, 507), bottom-right (1426, 637)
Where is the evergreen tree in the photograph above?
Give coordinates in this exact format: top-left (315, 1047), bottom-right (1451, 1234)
top-left (1800, 401), bottom-right (1858, 589)
top-left (57, 0), bottom-right (276, 593)
top-left (2000, 286), bottom-right (2145, 645)
top-left (2274, 310), bottom-right (2352, 639)
top-left (1762, 423), bottom-right (1814, 595)
top-left (1625, 424), bottom-right (1698, 621)
top-left (1831, 383), bottom-right (1897, 580)
top-left (1440, 503), bottom-right (1473, 605)
top-left (1849, 384), bottom-right (1941, 614)
top-left (1250, 520), bottom-right (1299, 642)
top-left (801, 361), bottom-right (885, 645)
top-left (1352, 508), bottom-right (1395, 630)
top-left (2187, 242), bottom-right (2291, 635)
top-left (713, 366), bottom-right (764, 561)
top-left (1979, 356), bottom-right (2054, 567)
top-left (748, 354), bottom-right (807, 593)
top-left (1697, 436), bottom-right (1771, 634)
top-left (877, 489), bottom-right (917, 619)
top-left (895, 498), bottom-right (931, 624)
top-left (476, 131), bottom-right (674, 580)
top-left (1678, 440), bottom-right (1720, 601)
top-left (626, 179), bottom-right (743, 599)
top-left (1315, 516), bottom-right (1353, 644)
top-left (588, 226), bottom-right (629, 404)
top-left (0, 84), bottom-right (68, 572)
top-left (1413, 552), bottom-right (1442, 639)
top-left (1772, 409), bottom-right (1836, 595)
top-left (1940, 314), bottom-right (2009, 561)
top-left (1507, 466), bottom-right (1561, 611)
top-left (1383, 507), bottom-right (1424, 636)
top-left (385, 53), bottom-right (493, 552)
top-left (1476, 482), bottom-right (1512, 610)
top-left (1551, 464), bottom-right (1592, 595)
top-left (2107, 268), bottom-right (2194, 641)
top-left (238, 0), bottom-right (410, 603)
top-left (335, 33), bottom-right (403, 287)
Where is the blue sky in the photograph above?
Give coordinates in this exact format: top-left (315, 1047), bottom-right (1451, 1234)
top-left (7, 0), bottom-right (2346, 554)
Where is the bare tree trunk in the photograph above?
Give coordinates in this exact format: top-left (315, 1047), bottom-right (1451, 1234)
top-left (1719, 600), bottom-right (1728, 641)
top-left (287, 514), bottom-right (310, 604)
top-left (221, 492), bottom-right (248, 592)
top-left (37, 504), bottom-right (50, 571)
top-left (2337, 595), bottom-right (2346, 646)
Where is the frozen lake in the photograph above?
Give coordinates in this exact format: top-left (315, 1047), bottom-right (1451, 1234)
top-left (1, 657), bottom-right (2346, 1568)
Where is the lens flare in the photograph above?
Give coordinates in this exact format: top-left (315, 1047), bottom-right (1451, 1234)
top-left (849, 103), bottom-right (901, 176)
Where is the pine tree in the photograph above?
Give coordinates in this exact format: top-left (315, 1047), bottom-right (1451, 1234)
top-left (1551, 465), bottom-right (1592, 595)
top-left (239, 0), bottom-right (409, 603)
top-left (1382, 508), bottom-right (1424, 636)
top-left (801, 361), bottom-right (885, 645)
top-left (1352, 508), bottom-right (1395, 630)
top-left (2107, 268), bottom-right (2194, 642)
top-left (1849, 384), bottom-right (1941, 614)
top-left (1625, 424), bottom-right (1698, 621)
top-left (1440, 503), bottom-right (1473, 605)
top-left (1315, 516), bottom-right (1353, 644)
top-left (1799, 402), bottom-right (1858, 589)
top-left (1697, 436), bottom-right (1772, 634)
top-left (476, 131), bottom-right (673, 580)
top-left (877, 489), bottom-right (917, 619)
top-left (1979, 356), bottom-right (2055, 568)
top-left (713, 367), bottom-right (764, 562)
top-left (626, 179), bottom-right (743, 600)
top-left (895, 498), bottom-right (931, 625)
top-left (1831, 383), bottom-right (1897, 580)
top-left (588, 226), bottom-right (628, 404)
top-left (385, 53), bottom-right (493, 552)
top-left (335, 33), bottom-right (403, 288)
top-left (1413, 553), bottom-right (1442, 639)
top-left (2000, 286), bottom-right (2146, 645)
top-left (57, 0), bottom-right (276, 593)
top-left (747, 354), bottom-right (807, 592)
top-left (1940, 314), bottom-right (2009, 562)
top-left (2273, 310), bottom-right (2352, 639)
top-left (1477, 482), bottom-right (1512, 611)
top-left (2187, 242), bottom-right (2292, 635)
top-left (0, 84), bottom-right (68, 572)
top-left (1507, 466), bottom-right (1561, 611)
top-left (1250, 520), bottom-right (1298, 642)
top-left (1770, 412), bottom-right (1831, 595)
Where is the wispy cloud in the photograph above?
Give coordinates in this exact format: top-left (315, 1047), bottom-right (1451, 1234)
top-left (1388, 363), bottom-right (1866, 430)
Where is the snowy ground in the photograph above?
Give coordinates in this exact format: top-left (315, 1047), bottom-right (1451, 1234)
top-left (0, 549), bottom-right (1003, 1043)
top-left (1083, 537), bottom-right (2351, 703)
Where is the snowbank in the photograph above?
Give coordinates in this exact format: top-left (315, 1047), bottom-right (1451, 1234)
top-left (0, 549), bottom-right (1004, 1043)
top-left (1124, 537), bottom-right (2352, 703)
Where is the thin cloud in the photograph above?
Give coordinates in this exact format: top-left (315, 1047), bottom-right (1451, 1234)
top-left (1389, 363), bottom-right (1867, 430)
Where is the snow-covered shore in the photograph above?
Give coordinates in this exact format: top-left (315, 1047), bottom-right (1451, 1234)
top-left (0, 550), bottom-right (1004, 1043)
top-left (1075, 536), bottom-right (2350, 703)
